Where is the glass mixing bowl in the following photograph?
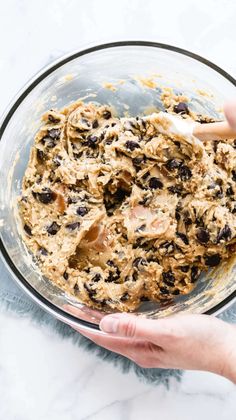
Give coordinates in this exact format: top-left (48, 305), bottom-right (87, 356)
top-left (1, 41), bottom-right (236, 332)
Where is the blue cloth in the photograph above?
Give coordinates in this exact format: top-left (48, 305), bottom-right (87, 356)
top-left (0, 256), bottom-right (235, 386)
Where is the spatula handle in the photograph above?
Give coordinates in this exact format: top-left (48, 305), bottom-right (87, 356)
top-left (193, 121), bottom-right (236, 141)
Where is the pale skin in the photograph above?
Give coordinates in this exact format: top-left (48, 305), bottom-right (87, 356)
top-left (72, 101), bottom-right (236, 383)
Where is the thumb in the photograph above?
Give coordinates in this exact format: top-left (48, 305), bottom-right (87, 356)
top-left (99, 313), bottom-right (169, 341)
top-left (224, 100), bottom-right (236, 130)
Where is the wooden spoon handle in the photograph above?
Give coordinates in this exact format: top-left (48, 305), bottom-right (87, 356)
top-left (193, 121), bottom-right (236, 141)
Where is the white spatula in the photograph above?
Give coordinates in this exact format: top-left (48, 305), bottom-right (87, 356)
top-left (148, 112), bottom-right (236, 142)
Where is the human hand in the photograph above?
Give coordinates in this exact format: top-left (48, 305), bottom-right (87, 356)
top-left (73, 312), bottom-right (236, 382)
top-left (224, 100), bottom-right (236, 129)
top-left (71, 101), bottom-right (236, 382)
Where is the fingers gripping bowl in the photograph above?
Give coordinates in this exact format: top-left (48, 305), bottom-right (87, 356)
top-left (1, 42), bottom-right (236, 332)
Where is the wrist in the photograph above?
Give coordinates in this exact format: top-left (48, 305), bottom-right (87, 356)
top-left (217, 324), bottom-right (236, 383)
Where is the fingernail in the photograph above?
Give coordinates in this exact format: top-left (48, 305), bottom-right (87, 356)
top-left (100, 316), bottom-right (119, 333)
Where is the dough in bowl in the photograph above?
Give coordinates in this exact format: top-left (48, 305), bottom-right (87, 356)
top-left (19, 99), bottom-right (236, 311)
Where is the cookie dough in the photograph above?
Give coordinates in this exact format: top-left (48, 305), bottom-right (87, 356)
top-left (19, 100), bottom-right (236, 311)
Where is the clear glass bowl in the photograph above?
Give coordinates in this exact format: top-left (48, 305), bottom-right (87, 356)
top-left (1, 41), bottom-right (236, 332)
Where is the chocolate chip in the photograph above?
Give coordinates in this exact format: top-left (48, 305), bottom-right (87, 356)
top-left (41, 136), bottom-right (56, 148)
top-left (140, 296), bottom-right (149, 301)
top-left (73, 151), bottom-right (83, 160)
top-left (74, 283), bottom-right (79, 293)
top-left (168, 185), bottom-right (183, 195)
top-left (47, 222), bottom-right (60, 235)
top-left (165, 159), bottom-right (182, 171)
top-left (213, 141), bottom-right (218, 153)
top-left (111, 122), bottom-right (116, 127)
top-left (48, 114), bottom-right (60, 123)
top-left (140, 117), bottom-right (146, 128)
top-left (196, 228), bottom-right (210, 244)
top-left (226, 186), bottom-right (234, 196)
top-left (232, 170), bottom-right (236, 182)
top-left (120, 292), bottom-right (130, 302)
top-left (107, 260), bottom-right (114, 267)
top-left (139, 196), bottom-right (151, 206)
top-left (106, 260), bottom-right (120, 282)
top-left (41, 134), bottom-right (55, 148)
top-left (84, 283), bottom-right (97, 301)
top-left (132, 156), bottom-right (144, 166)
top-left (205, 253), bottom-right (221, 267)
top-left (36, 188), bottom-right (56, 204)
top-left (39, 247), bottom-right (48, 256)
top-left (92, 273), bottom-right (101, 282)
top-left (231, 202), bottom-right (236, 215)
top-left (195, 217), bottom-right (204, 227)
top-left (132, 271), bottom-right (138, 281)
top-left (174, 141), bottom-right (181, 148)
top-left (217, 224), bottom-right (231, 242)
top-left (176, 232), bottom-right (189, 245)
top-left (184, 216), bottom-right (192, 226)
top-left (53, 155), bottom-right (62, 167)
top-left (196, 116), bottom-right (216, 124)
top-left (160, 241), bottom-right (175, 254)
top-left (114, 188), bottom-right (129, 202)
top-left (172, 289), bottom-right (180, 295)
top-left (125, 140), bottom-right (141, 151)
top-left (48, 128), bottom-right (61, 139)
top-left (63, 271), bottom-right (69, 280)
top-left (140, 172), bottom-right (149, 183)
top-left (175, 207), bottom-right (181, 221)
top-left (92, 119), bottom-right (99, 129)
top-left (207, 183), bottom-right (217, 190)
top-left (191, 266), bottom-right (199, 282)
top-left (173, 102), bottom-right (189, 114)
top-left (103, 110), bottom-right (112, 120)
top-left (24, 224), bottom-right (32, 236)
top-left (67, 197), bottom-right (78, 204)
top-left (232, 204), bottom-right (236, 214)
top-left (36, 149), bottom-right (45, 162)
top-left (76, 206), bottom-right (88, 216)
top-left (133, 257), bottom-right (147, 269)
top-left (178, 165), bottom-right (192, 181)
top-left (106, 269), bottom-right (120, 283)
top-left (215, 187), bottom-right (223, 198)
top-left (80, 118), bottom-right (92, 130)
top-left (162, 270), bottom-right (175, 286)
top-left (148, 177), bottom-right (163, 189)
top-left (66, 222), bottom-right (80, 231)
top-left (105, 138), bottom-right (113, 146)
top-left (135, 224), bottom-right (146, 232)
top-left (86, 135), bottom-right (99, 148)
top-left (160, 287), bottom-right (170, 295)
top-left (180, 265), bottom-right (189, 272)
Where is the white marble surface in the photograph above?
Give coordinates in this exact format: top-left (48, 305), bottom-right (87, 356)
top-left (1, 0), bottom-right (236, 419)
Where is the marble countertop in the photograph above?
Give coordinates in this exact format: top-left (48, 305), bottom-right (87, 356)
top-left (1, 0), bottom-right (236, 419)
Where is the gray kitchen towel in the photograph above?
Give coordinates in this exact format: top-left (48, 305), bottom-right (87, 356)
top-left (0, 256), bottom-right (235, 386)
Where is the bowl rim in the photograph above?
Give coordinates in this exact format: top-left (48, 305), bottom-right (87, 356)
top-left (1, 40), bottom-right (236, 331)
